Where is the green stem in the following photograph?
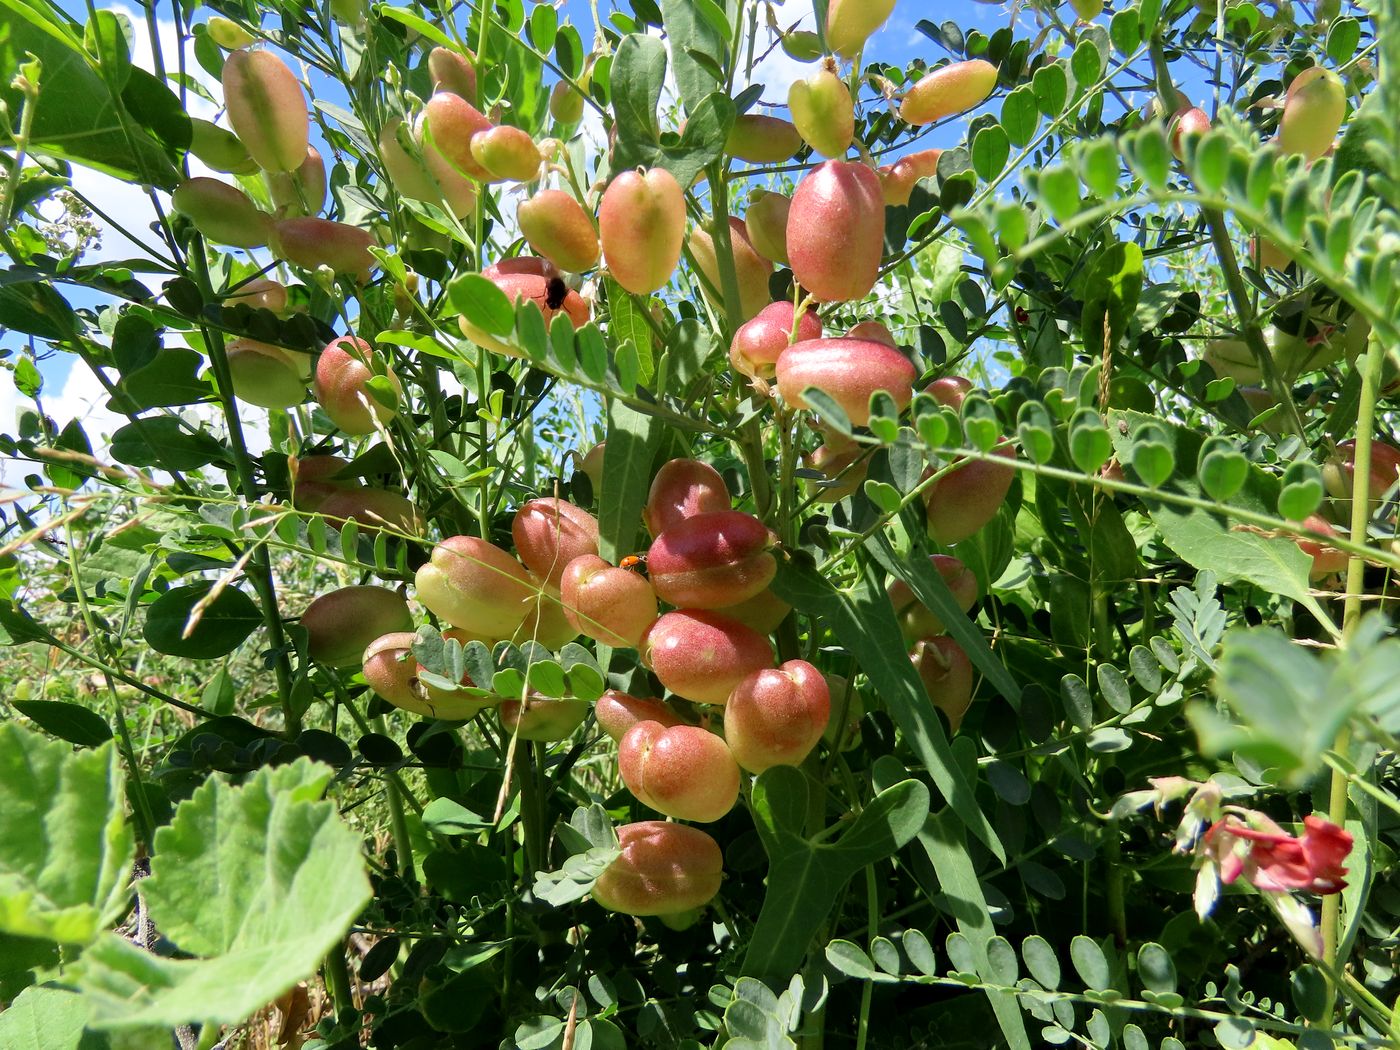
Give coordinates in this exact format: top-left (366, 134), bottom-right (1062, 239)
top-left (324, 939), bottom-right (356, 1015)
top-left (374, 715), bottom-right (418, 886)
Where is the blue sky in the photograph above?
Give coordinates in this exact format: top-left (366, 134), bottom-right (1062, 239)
top-left (0, 0), bottom-right (1065, 461)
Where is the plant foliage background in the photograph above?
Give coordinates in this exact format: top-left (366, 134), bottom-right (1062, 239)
top-left (0, 0), bottom-right (1398, 1046)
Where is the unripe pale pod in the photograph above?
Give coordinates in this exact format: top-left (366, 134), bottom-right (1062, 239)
top-left (560, 555), bottom-right (658, 648)
top-left (714, 587), bottom-right (791, 635)
top-left (591, 821), bottom-right (724, 916)
top-left (189, 118), bottom-right (258, 174)
top-left (878, 149), bottom-right (943, 206)
top-left (313, 336), bottom-right (400, 435)
top-left (362, 631), bottom-right (488, 719)
top-left (826, 0), bottom-right (896, 57)
top-left (498, 696), bottom-right (589, 741)
top-left (267, 146), bottom-right (326, 218)
top-left (377, 117), bottom-right (441, 201)
top-left (458, 266), bottom-right (590, 358)
top-left (513, 587), bottom-right (580, 650)
top-left (911, 636), bottom-right (975, 732)
top-left (470, 125), bottom-right (542, 183)
top-left (1068, 0), bottom-right (1105, 19)
top-left (788, 65), bottom-right (855, 158)
top-left (206, 16), bottom-right (255, 50)
top-left (643, 609), bottom-right (773, 706)
top-left (900, 60), bottom-right (998, 126)
top-left (225, 337), bottom-right (309, 409)
top-left (271, 217), bottom-right (378, 281)
top-left (619, 721), bottom-right (741, 822)
top-left (579, 442), bottom-right (606, 495)
top-left (1278, 66), bottom-right (1345, 161)
top-left (922, 443), bottom-right (1017, 545)
top-left (1202, 338), bottom-right (1261, 385)
top-left (730, 301), bottom-right (822, 381)
top-left (723, 660), bottom-right (830, 773)
top-left (787, 160), bottom-right (885, 302)
top-left (549, 80), bottom-right (585, 124)
top-left (804, 442), bottom-right (866, 503)
top-left (171, 178), bottom-right (272, 248)
top-left (1297, 514), bottom-right (1348, 580)
top-left (595, 690), bottom-right (682, 742)
top-left (422, 91), bottom-right (494, 182)
top-left (599, 168), bottom-right (686, 295)
top-left (688, 217), bottom-right (774, 323)
top-left (318, 487), bottom-right (423, 537)
top-left (644, 459), bottom-right (732, 537)
top-left (225, 277), bottom-right (288, 315)
top-left (744, 190), bottom-right (791, 264)
top-left (221, 49), bottom-right (310, 174)
top-left (415, 535), bottom-right (536, 638)
top-left (846, 320), bottom-right (896, 347)
top-left (512, 498), bottom-right (600, 587)
top-left (775, 337), bottom-right (917, 426)
top-left (926, 375), bottom-right (973, 409)
top-left (648, 510), bottom-right (777, 609)
top-left (1169, 107), bottom-right (1211, 161)
top-left (887, 555), bottom-right (979, 643)
top-left (726, 114), bottom-right (803, 163)
top-left (1322, 438), bottom-right (1400, 509)
top-left (517, 190), bottom-right (600, 273)
top-left (428, 46), bottom-right (477, 104)
top-left (301, 585), bottom-right (413, 666)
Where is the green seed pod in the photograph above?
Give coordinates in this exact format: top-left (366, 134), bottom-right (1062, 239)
top-left (206, 16), bottom-right (255, 50)
top-left (171, 177), bottom-right (272, 248)
top-left (1278, 66), bottom-right (1345, 161)
top-left (788, 64), bottom-right (854, 159)
top-left (188, 119), bottom-right (258, 175)
top-left (266, 146), bottom-right (326, 218)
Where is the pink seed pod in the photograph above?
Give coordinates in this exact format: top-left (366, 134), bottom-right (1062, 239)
top-left (421, 91), bottom-right (494, 182)
top-left (775, 337), bottom-right (917, 426)
top-left (911, 636), bottom-right (975, 732)
top-left (415, 535), bottom-right (536, 638)
top-left (730, 301), bottom-right (823, 381)
top-left (591, 821), bottom-right (724, 916)
top-left (887, 555), bottom-right (979, 643)
top-left (744, 190), bottom-right (791, 264)
top-left (225, 277), bottom-right (289, 315)
top-left (362, 631), bottom-right (489, 720)
top-left (926, 375), bottom-right (973, 410)
top-left (266, 146), bottom-right (326, 218)
top-left (221, 49), bottom-right (309, 173)
top-left (644, 459), bottom-right (732, 537)
top-left (845, 320), bottom-right (896, 348)
top-left (1168, 107), bottom-right (1211, 161)
top-left (317, 487), bottom-right (423, 537)
top-left (722, 659), bottom-right (830, 772)
top-left (511, 498), bottom-right (600, 587)
top-left (688, 217), bottom-right (773, 323)
top-left (458, 265), bottom-right (590, 358)
top-left (301, 585), bottom-right (413, 667)
top-left (313, 336), bottom-right (401, 435)
top-left (713, 587), bottom-right (791, 635)
top-left (643, 609), bottom-right (773, 706)
top-left (804, 442), bottom-right (867, 503)
top-left (1295, 514), bottom-right (1348, 580)
top-left (599, 168), bottom-right (686, 295)
top-left (469, 125), bottom-right (542, 183)
top-left (922, 443), bottom-right (1017, 545)
top-left (271, 217), bottom-right (378, 281)
top-left (619, 720), bottom-right (741, 822)
top-left (787, 160), bottom-right (885, 302)
top-left (877, 149), bottom-right (943, 206)
top-left (900, 60), bottom-right (998, 126)
top-left (560, 555), bottom-right (659, 649)
top-left (647, 510), bottom-right (777, 610)
top-left (428, 46), bottom-right (477, 104)
top-left (595, 690), bottom-right (683, 742)
top-left (517, 189), bottom-right (600, 273)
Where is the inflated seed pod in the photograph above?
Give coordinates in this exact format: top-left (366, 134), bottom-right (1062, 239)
top-left (171, 177), bottom-right (272, 248)
top-left (787, 160), bottom-right (884, 302)
top-left (221, 48), bottom-right (309, 173)
top-left (599, 168), bottom-right (686, 295)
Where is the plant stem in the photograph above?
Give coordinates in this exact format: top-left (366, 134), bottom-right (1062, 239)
top-left (324, 939), bottom-right (356, 1015)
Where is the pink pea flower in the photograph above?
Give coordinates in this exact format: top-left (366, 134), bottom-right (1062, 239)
top-left (1203, 814), bottom-right (1352, 895)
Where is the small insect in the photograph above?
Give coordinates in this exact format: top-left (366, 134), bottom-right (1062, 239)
top-left (619, 554), bottom-right (648, 576)
top-left (545, 276), bottom-right (569, 311)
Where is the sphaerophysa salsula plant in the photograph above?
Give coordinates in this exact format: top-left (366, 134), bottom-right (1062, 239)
top-left (1, 0), bottom-right (1399, 1043)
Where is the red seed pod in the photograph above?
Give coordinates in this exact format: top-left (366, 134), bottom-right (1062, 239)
top-left (1296, 514), bottom-right (1348, 580)
top-left (1168, 107), bottom-right (1211, 161)
top-left (644, 459), bottom-right (732, 537)
top-left (804, 442), bottom-right (867, 503)
top-left (517, 189), bottom-right (600, 273)
top-left (595, 690), bottom-right (683, 742)
top-left (730, 301), bottom-right (823, 381)
top-left (313, 336), bottom-right (401, 435)
top-left (1322, 439), bottom-right (1400, 509)
top-left (421, 91), bottom-right (494, 182)
top-left (926, 375), bottom-right (973, 410)
top-left (171, 178), bottom-right (273, 248)
top-left (362, 631), bottom-right (489, 720)
top-left (877, 149), bottom-right (943, 207)
top-left (317, 488), bottom-right (423, 537)
top-left (301, 585), bottom-right (413, 667)
top-left (512, 498), bottom-right (600, 587)
top-left (599, 168), bottom-right (686, 295)
top-left (726, 114), bottom-right (803, 163)
top-left (560, 554), bottom-right (659, 649)
top-left (723, 659), bottom-right (830, 772)
top-left (911, 636), bottom-right (975, 731)
top-left (271, 217), bottom-right (378, 281)
top-left (887, 555), bottom-right (979, 643)
top-left (428, 46), bottom-right (477, 104)
top-left (775, 337), bottom-right (917, 426)
top-left (787, 160), bottom-right (885, 302)
top-left (221, 49), bottom-right (310, 174)
top-left (845, 321), bottom-right (896, 347)
top-left (591, 821), bottom-right (724, 916)
top-left (922, 443), bottom-right (1017, 545)
top-left (643, 609), bottom-right (773, 706)
top-left (619, 721), bottom-right (741, 822)
top-left (900, 60), bottom-right (998, 126)
top-left (647, 510), bottom-right (778, 609)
